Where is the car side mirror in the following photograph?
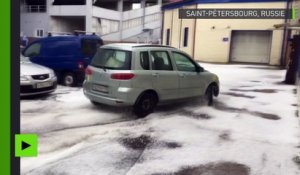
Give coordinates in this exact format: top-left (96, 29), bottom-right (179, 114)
top-left (196, 66), bottom-right (204, 73)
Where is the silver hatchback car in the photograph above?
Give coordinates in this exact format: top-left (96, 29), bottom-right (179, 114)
top-left (83, 44), bottom-right (219, 117)
top-left (21, 55), bottom-right (57, 96)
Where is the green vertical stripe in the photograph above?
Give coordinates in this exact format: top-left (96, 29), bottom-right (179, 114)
top-left (292, 8), bottom-right (296, 20)
top-left (0, 0), bottom-right (10, 175)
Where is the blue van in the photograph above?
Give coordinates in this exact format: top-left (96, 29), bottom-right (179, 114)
top-left (23, 34), bottom-right (103, 86)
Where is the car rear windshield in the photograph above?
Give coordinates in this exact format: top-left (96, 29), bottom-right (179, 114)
top-left (91, 49), bottom-right (131, 70)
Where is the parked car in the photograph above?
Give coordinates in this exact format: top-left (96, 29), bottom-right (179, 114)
top-left (20, 55), bottom-right (57, 97)
top-left (22, 34), bottom-right (103, 86)
top-left (83, 44), bottom-right (219, 117)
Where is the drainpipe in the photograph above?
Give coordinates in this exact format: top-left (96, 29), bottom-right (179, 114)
top-left (85, 0), bottom-right (93, 32)
top-left (118, 0), bottom-right (123, 41)
top-left (158, 0), bottom-right (163, 44)
top-left (141, 0), bottom-right (146, 29)
top-left (281, 0), bottom-right (291, 66)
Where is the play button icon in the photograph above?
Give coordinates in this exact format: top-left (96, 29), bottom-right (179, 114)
top-left (15, 134), bottom-right (38, 157)
top-left (21, 141), bottom-right (31, 150)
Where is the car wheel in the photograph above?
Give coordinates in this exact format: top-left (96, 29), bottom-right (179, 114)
top-left (63, 72), bottom-right (77, 87)
top-left (205, 85), bottom-right (214, 106)
top-left (134, 93), bottom-right (157, 118)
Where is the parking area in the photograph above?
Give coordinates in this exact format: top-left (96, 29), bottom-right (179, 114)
top-left (21, 63), bottom-right (300, 175)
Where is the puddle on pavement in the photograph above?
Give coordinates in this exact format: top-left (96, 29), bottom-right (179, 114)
top-left (22, 106), bottom-right (49, 114)
top-left (161, 141), bottom-right (182, 149)
top-left (180, 109), bottom-right (212, 120)
top-left (153, 162), bottom-right (250, 175)
top-left (121, 135), bottom-right (183, 151)
top-left (293, 89), bottom-right (297, 94)
top-left (219, 132), bottom-right (231, 141)
top-left (248, 111), bottom-right (280, 120)
top-left (293, 156), bottom-right (300, 169)
top-left (121, 135), bottom-right (152, 150)
top-left (244, 66), bottom-right (280, 70)
top-left (214, 101), bottom-right (245, 113)
top-left (239, 85), bottom-right (253, 88)
top-left (155, 100), bottom-right (213, 119)
top-left (214, 101), bottom-right (280, 120)
top-left (21, 93), bottom-right (55, 101)
top-left (222, 92), bottom-right (255, 99)
top-left (230, 88), bottom-right (277, 93)
top-left (265, 75), bottom-right (284, 78)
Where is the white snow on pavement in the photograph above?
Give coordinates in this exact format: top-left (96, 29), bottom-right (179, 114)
top-left (21, 64), bottom-right (300, 175)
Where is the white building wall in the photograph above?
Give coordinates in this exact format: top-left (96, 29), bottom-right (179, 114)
top-left (50, 17), bottom-right (85, 33)
top-left (193, 2), bottom-right (286, 65)
top-left (163, 2), bottom-right (286, 65)
top-left (20, 13), bottom-right (50, 37)
top-left (92, 6), bottom-right (121, 21)
top-left (21, 1), bottom-right (163, 42)
top-left (49, 5), bottom-right (87, 16)
top-left (91, 17), bottom-right (119, 35)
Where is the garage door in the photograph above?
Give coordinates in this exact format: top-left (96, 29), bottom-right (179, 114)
top-left (230, 31), bottom-right (272, 64)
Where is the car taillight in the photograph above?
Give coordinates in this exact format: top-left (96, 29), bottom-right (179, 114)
top-left (78, 62), bottom-right (84, 69)
top-left (85, 67), bottom-right (93, 75)
top-left (111, 73), bottom-right (135, 80)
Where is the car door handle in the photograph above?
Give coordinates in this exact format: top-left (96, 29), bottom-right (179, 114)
top-left (152, 73), bottom-right (159, 77)
top-left (179, 74), bottom-right (187, 78)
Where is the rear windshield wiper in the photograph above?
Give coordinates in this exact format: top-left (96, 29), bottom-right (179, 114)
top-left (92, 65), bottom-right (107, 72)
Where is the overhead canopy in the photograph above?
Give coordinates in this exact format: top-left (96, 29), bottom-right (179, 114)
top-left (162, 0), bottom-right (288, 10)
top-left (25, 0), bottom-right (46, 5)
top-left (52, 0), bottom-right (86, 5)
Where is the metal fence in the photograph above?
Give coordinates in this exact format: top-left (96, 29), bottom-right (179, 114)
top-left (21, 5), bottom-right (47, 13)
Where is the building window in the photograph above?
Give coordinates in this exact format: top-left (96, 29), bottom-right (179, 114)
top-left (183, 27), bottom-right (189, 47)
top-left (35, 29), bottom-right (44, 37)
top-left (166, 29), bottom-right (170, 46)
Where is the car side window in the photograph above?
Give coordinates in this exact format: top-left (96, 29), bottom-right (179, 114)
top-left (24, 43), bottom-right (42, 57)
top-left (140, 51), bottom-right (150, 70)
top-left (173, 52), bottom-right (196, 72)
top-left (150, 51), bottom-right (173, 71)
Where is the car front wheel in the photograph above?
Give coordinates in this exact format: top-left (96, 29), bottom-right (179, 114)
top-left (205, 85), bottom-right (215, 106)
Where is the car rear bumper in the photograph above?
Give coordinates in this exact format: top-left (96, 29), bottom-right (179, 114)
top-left (83, 90), bottom-right (132, 106)
top-left (83, 81), bottom-right (140, 107)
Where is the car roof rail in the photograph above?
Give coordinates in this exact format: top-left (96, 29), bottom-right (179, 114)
top-left (73, 30), bottom-right (98, 36)
top-left (47, 31), bottom-right (73, 36)
top-left (133, 44), bottom-right (175, 49)
top-left (47, 31), bottom-right (99, 37)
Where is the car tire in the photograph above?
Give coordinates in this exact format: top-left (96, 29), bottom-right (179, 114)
top-left (205, 85), bottom-right (214, 106)
top-left (63, 72), bottom-right (77, 87)
top-left (133, 92), bottom-right (157, 118)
